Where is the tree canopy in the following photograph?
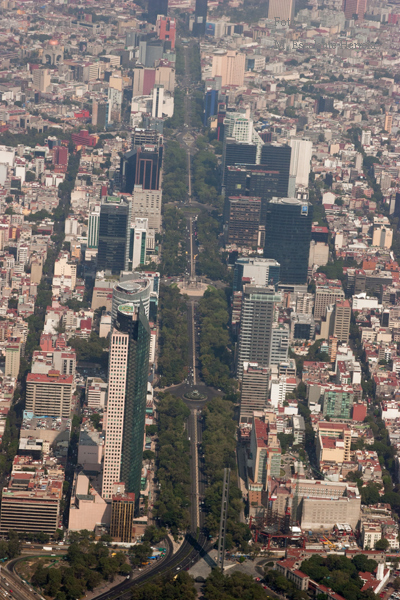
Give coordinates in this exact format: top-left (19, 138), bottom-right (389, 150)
top-left (153, 394), bottom-right (191, 533)
top-left (198, 288), bottom-right (233, 392)
top-left (158, 285), bottom-right (188, 386)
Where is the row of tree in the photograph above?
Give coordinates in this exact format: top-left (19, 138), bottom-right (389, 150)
top-left (165, 88), bottom-right (185, 130)
top-left (202, 397), bottom-right (251, 551)
top-left (158, 285), bottom-right (189, 386)
top-left (175, 44), bottom-right (185, 76)
top-left (192, 150), bottom-right (221, 207)
top-left (162, 140), bottom-right (188, 204)
top-left (188, 43), bottom-right (202, 82)
top-left (191, 91), bottom-right (204, 129)
top-left (198, 288), bottom-right (232, 392)
top-left (153, 393), bottom-right (191, 533)
top-left (196, 211), bottom-right (228, 281)
top-left (160, 207), bottom-right (187, 276)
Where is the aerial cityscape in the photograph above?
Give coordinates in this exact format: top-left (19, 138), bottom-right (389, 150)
top-left (0, 0), bottom-right (399, 599)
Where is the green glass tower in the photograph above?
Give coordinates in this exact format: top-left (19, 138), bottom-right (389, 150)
top-left (117, 303), bottom-right (150, 502)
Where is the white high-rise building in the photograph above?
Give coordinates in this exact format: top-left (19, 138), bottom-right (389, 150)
top-left (102, 303), bottom-right (150, 500)
top-left (361, 130), bottom-right (371, 146)
top-left (234, 257), bottom-right (280, 290)
top-left (102, 326), bottom-right (129, 499)
top-left (289, 138), bottom-right (313, 187)
top-left (223, 112), bottom-right (264, 161)
top-left (17, 244), bottom-right (29, 265)
top-left (131, 218), bottom-right (148, 270)
top-left (236, 285), bottom-right (281, 379)
top-left (224, 113), bottom-right (253, 143)
top-left (65, 216), bottom-right (79, 237)
top-left (152, 84), bottom-right (164, 118)
top-left (132, 185), bottom-right (161, 232)
top-left (270, 323), bottom-right (290, 366)
top-left (53, 252), bottom-right (77, 290)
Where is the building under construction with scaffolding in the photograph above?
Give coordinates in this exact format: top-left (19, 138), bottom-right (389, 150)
top-left (249, 476), bottom-right (306, 548)
top-left (249, 476), bottom-right (361, 544)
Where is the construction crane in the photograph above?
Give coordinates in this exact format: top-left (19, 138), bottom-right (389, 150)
top-left (321, 536), bottom-right (337, 550)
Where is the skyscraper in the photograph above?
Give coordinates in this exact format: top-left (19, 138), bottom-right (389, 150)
top-left (132, 185), bottom-right (162, 232)
top-left (204, 89), bottom-right (219, 126)
top-left (268, 0), bottom-right (295, 21)
top-left (5, 341), bottom-right (21, 379)
top-left (223, 139), bottom-right (257, 186)
top-left (148, 0), bottom-right (168, 24)
top-left (225, 166), bottom-right (280, 200)
top-left (156, 16), bottom-right (176, 49)
top-left (129, 218), bottom-right (148, 270)
top-left (233, 257), bottom-right (280, 292)
top-left (333, 299), bottom-right (351, 343)
top-left (211, 50), bottom-right (246, 87)
top-left (223, 112), bottom-right (255, 143)
top-left (342, 0), bottom-right (366, 20)
top-left (225, 165), bottom-right (280, 225)
top-left (316, 96), bottom-right (334, 114)
top-left (260, 144), bottom-right (291, 198)
top-left (264, 198), bottom-right (313, 285)
top-left (102, 303), bottom-right (150, 503)
top-left (193, 0), bottom-right (207, 36)
top-left (97, 197), bottom-right (131, 274)
top-left (152, 84), bottom-right (164, 118)
top-left (120, 146), bottom-right (163, 193)
top-left (236, 285), bottom-right (281, 378)
top-left (240, 362), bottom-right (269, 424)
top-left (226, 196), bottom-right (261, 248)
top-left (289, 138), bottom-right (313, 187)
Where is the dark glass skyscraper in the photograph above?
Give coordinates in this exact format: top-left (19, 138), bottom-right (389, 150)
top-left (97, 197), bottom-right (131, 274)
top-left (223, 139), bottom-right (257, 186)
top-left (225, 165), bottom-right (280, 224)
top-left (117, 304), bottom-right (150, 502)
top-left (316, 96), bottom-right (334, 114)
top-left (264, 198), bottom-right (313, 285)
top-left (260, 143), bottom-right (291, 198)
top-left (193, 0), bottom-right (207, 35)
top-left (120, 146), bottom-right (163, 193)
top-left (204, 89), bottom-right (218, 126)
top-left (148, 0), bottom-right (168, 24)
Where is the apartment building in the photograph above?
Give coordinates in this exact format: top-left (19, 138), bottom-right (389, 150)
top-left (26, 372), bottom-right (73, 418)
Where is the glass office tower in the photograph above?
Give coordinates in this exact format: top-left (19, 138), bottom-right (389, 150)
top-left (264, 197), bottom-right (313, 285)
top-left (102, 302), bottom-right (150, 509)
top-left (97, 197), bottom-right (131, 274)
